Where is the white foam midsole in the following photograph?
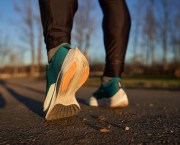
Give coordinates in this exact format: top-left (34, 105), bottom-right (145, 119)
top-left (43, 83), bottom-right (55, 111)
top-left (89, 88), bottom-right (128, 107)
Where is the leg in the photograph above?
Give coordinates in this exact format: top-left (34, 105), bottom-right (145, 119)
top-left (89, 0), bottom-right (131, 107)
top-left (99, 0), bottom-right (131, 77)
top-left (39, 0), bottom-right (89, 120)
top-left (39, 0), bottom-right (78, 52)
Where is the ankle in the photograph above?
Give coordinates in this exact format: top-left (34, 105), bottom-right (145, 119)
top-left (48, 43), bottom-right (69, 62)
top-left (101, 76), bottom-right (113, 84)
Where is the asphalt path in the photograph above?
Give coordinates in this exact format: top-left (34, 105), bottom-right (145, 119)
top-left (0, 79), bottom-right (179, 145)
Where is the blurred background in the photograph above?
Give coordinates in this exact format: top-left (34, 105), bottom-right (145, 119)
top-left (0, 0), bottom-right (180, 89)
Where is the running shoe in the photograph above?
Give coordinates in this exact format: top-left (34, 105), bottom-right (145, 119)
top-left (89, 77), bottom-right (128, 107)
top-left (44, 44), bottom-right (89, 120)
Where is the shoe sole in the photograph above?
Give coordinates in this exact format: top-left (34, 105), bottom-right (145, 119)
top-left (46, 48), bottom-right (89, 120)
top-left (89, 89), bottom-right (129, 108)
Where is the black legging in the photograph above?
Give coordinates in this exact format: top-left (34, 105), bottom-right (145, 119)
top-left (39, 0), bottom-right (131, 77)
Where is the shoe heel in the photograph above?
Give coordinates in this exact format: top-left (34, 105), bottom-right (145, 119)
top-left (79, 65), bottom-right (89, 87)
top-left (60, 61), bottom-right (77, 92)
top-left (75, 48), bottom-right (90, 87)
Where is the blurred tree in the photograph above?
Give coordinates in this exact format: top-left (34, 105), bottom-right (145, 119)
top-left (14, 0), bottom-right (35, 74)
top-left (171, 1), bottom-right (180, 65)
top-left (0, 15), bottom-right (6, 67)
top-left (159, 0), bottom-right (170, 70)
top-left (132, 0), bottom-right (144, 64)
top-left (14, 0), bottom-right (43, 75)
top-left (143, 0), bottom-right (157, 65)
top-left (0, 36), bottom-right (9, 67)
top-left (14, 45), bottom-right (26, 67)
top-left (34, 11), bottom-right (43, 71)
top-left (73, 0), bottom-right (97, 60)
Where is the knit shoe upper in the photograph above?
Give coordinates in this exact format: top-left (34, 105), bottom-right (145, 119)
top-left (93, 77), bottom-right (123, 99)
top-left (46, 44), bottom-right (70, 95)
top-left (89, 77), bottom-right (128, 107)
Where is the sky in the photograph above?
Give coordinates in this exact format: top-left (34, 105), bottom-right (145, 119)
top-left (0, 0), bottom-right (160, 66)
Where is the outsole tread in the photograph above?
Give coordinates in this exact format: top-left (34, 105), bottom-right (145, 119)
top-left (47, 104), bottom-right (80, 121)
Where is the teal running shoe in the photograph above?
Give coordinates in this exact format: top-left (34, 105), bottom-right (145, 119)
top-left (44, 44), bottom-right (89, 120)
top-left (89, 77), bottom-right (128, 107)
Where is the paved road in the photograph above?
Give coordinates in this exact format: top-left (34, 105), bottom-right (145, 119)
top-left (0, 79), bottom-right (179, 145)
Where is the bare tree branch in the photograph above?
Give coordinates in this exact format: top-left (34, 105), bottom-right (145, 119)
top-left (73, 0), bottom-right (97, 60)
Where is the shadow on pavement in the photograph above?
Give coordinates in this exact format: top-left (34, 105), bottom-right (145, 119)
top-left (0, 93), bottom-right (6, 108)
top-left (1, 81), bottom-right (44, 117)
top-left (77, 98), bottom-right (88, 105)
top-left (6, 81), bottom-right (45, 94)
